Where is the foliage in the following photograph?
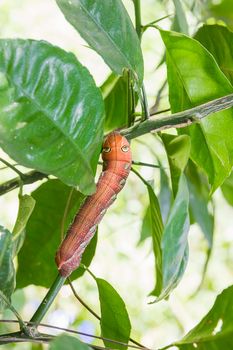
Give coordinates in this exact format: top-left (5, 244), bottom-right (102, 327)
top-left (0, 0), bottom-right (232, 349)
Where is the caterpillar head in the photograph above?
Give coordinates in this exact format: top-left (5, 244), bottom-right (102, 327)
top-left (102, 131), bottom-right (132, 163)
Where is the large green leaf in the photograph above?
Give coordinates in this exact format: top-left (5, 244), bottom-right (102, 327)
top-left (173, 285), bottom-right (233, 349)
top-left (0, 226), bottom-right (15, 310)
top-left (156, 174), bottom-right (189, 301)
top-left (101, 73), bottom-right (129, 131)
top-left (49, 334), bottom-right (91, 350)
top-left (12, 194), bottom-right (35, 257)
top-left (195, 24), bottom-right (233, 85)
top-left (17, 180), bottom-right (97, 288)
top-left (96, 278), bottom-right (131, 350)
top-left (0, 39), bottom-right (104, 195)
top-left (160, 29), bottom-right (233, 191)
top-left (56, 0), bottom-right (144, 85)
top-left (161, 133), bottom-right (190, 197)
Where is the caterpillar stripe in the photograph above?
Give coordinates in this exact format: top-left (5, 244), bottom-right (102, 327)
top-left (55, 132), bottom-right (132, 277)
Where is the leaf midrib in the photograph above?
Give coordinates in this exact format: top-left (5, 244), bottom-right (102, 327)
top-left (77, 0), bottom-right (136, 74)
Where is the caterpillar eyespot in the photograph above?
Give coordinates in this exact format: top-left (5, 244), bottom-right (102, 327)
top-left (102, 147), bottom-right (111, 153)
top-left (55, 131), bottom-right (132, 277)
top-left (121, 145), bottom-right (129, 152)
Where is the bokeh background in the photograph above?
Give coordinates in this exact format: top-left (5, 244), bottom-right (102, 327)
top-left (0, 0), bottom-right (233, 349)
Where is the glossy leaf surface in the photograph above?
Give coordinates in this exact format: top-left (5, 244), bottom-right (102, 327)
top-left (0, 39), bottom-right (104, 194)
top-left (96, 278), bottom-right (131, 350)
top-left (56, 0), bottom-right (144, 84)
top-left (160, 29), bottom-right (233, 191)
top-left (17, 180), bottom-right (97, 288)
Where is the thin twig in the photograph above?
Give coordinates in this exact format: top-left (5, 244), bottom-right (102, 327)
top-left (0, 319), bottom-right (155, 350)
top-left (150, 108), bottom-right (170, 116)
top-left (68, 279), bottom-right (100, 320)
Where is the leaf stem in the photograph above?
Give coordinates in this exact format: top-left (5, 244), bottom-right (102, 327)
top-left (29, 274), bottom-right (66, 327)
top-left (133, 0), bottom-right (142, 40)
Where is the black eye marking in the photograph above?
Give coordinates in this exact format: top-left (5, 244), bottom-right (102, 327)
top-left (121, 145), bottom-right (129, 152)
top-left (102, 147), bottom-right (111, 153)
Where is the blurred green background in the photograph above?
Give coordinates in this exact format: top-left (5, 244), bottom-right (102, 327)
top-left (0, 0), bottom-right (233, 349)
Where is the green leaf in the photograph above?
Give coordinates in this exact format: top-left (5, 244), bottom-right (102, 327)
top-left (96, 278), bottom-right (131, 350)
top-left (221, 171), bottom-right (233, 206)
top-left (156, 174), bottom-right (190, 301)
top-left (172, 0), bottom-right (189, 35)
top-left (161, 133), bottom-right (191, 197)
top-left (12, 194), bottom-right (35, 257)
top-left (17, 180), bottom-right (97, 288)
top-left (194, 25), bottom-right (233, 85)
top-left (147, 185), bottom-right (164, 297)
top-left (0, 226), bottom-right (15, 310)
top-left (49, 334), bottom-right (91, 350)
top-left (0, 39), bottom-right (104, 195)
top-left (158, 164), bottom-right (172, 224)
top-left (139, 205), bottom-right (151, 244)
top-left (174, 285), bottom-right (233, 349)
top-left (186, 161), bottom-right (214, 248)
top-left (133, 170), bottom-right (164, 297)
top-left (56, 0), bottom-right (144, 85)
top-left (209, 0), bottom-right (233, 30)
top-left (101, 73), bottom-right (129, 131)
top-left (160, 29), bottom-right (233, 191)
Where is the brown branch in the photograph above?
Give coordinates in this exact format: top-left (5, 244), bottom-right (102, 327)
top-left (121, 93), bottom-right (233, 139)
top-left (0, 170), bottom-right (47, 196)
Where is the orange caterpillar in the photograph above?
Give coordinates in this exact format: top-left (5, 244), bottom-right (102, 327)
top-left (55, 132), bottom-right (132, 277)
